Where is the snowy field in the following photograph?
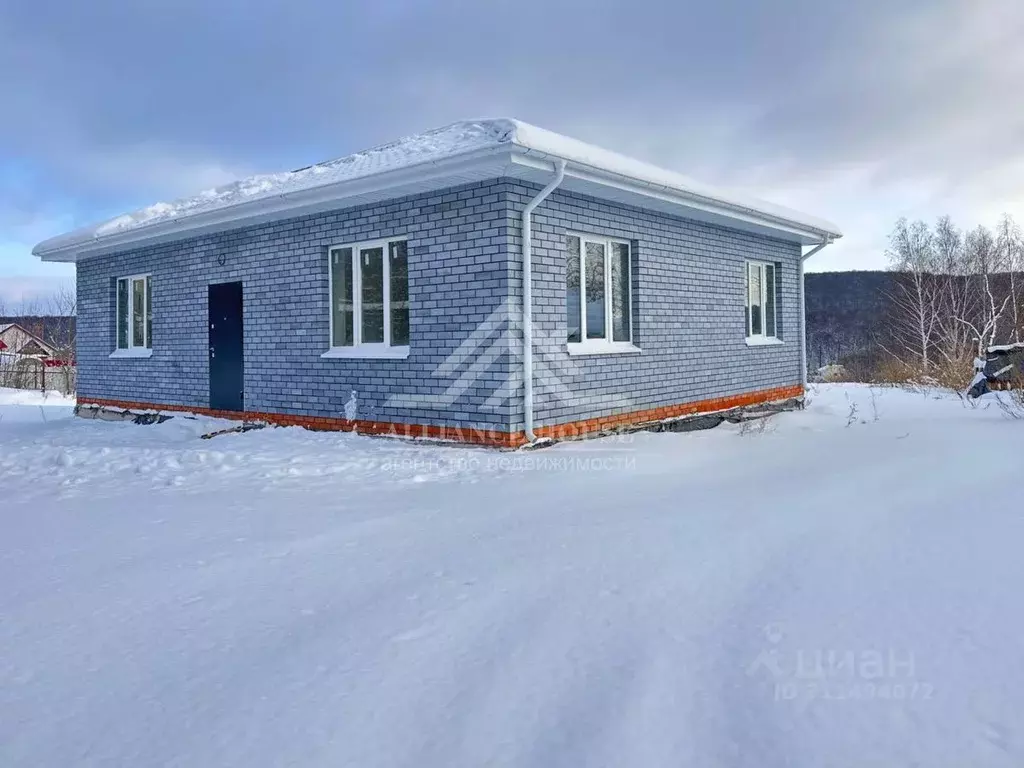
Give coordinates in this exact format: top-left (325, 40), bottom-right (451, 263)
top-left (2, 384), bottom-right (1024, 767)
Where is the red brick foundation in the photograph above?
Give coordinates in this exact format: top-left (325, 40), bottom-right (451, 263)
top-left (81, 383), bottom-right (804, 448)
top-left (534, 384), bottom-right (804, 442)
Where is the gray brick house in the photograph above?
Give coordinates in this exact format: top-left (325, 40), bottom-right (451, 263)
top-left (34, 120), bottom-right (841, 446)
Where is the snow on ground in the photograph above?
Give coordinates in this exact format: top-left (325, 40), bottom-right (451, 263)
top-left (0, 387), bottom-right (75, 424)
top-left (2, 384), bottom-right (1024, 767)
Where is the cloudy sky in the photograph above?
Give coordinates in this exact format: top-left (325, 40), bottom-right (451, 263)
top-left (2, 0), bottom-right (1022, 307)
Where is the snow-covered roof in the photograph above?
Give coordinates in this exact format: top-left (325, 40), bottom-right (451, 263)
top-left (34, 119), bottom-right (841, 261)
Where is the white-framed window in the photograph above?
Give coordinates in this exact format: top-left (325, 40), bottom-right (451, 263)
top-left (565, 233), bottom-right (635, 354)
top-left (115, 274), bottom-right (152, 353)
top-left (324, 237), bottom-right (410, 359)
top-left (745, 260), bottom-right (778, 341)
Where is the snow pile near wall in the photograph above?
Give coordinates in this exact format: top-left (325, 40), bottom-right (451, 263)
top-left (2, 384), bottom-right (1023, 766)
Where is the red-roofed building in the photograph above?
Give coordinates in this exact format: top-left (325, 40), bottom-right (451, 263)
top-left (0, 322), bottom-right (75, 393)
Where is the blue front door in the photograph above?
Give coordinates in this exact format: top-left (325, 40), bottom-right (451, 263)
top-left (208, 281), bottom-right (244, 412)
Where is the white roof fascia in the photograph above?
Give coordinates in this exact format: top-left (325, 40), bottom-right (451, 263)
top-left (35, 145), bottom-right (516, 262)
top-left (508, 149), bottom-right (837, 245)
top-left (35, 118), bottom-right (842, 261)
top-left (507, 120), bottom-right (840, 240)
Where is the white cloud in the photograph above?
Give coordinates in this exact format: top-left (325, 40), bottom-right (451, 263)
top-left (0, 272), bottom-right (74, 313)
top-left (4, 0), bottom-right (1024, 274)
top-left (67, 143), bottom-right (251, 199)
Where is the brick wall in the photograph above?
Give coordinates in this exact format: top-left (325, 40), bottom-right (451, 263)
top-left (77, 180), bottom-right (518, 432)
top-left (506, 181), bottom-right (803, 432)
top-left (76, 178), bottom-right (803, 438)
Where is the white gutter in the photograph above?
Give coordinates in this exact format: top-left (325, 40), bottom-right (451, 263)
top-left (522, 159), bottom-right (567, 443)
top-left (34, 145), bottom-right (515, 262)
top-left (39, 142), bottom-right (841, 262)
top-left (508, 149), bottom-right (841, 245)
top-left (799, 238), bottom-right (835, 391)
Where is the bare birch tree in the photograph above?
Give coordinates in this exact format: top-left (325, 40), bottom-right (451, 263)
top-left (886, 218), bottom-right (940, 370)
top-left (880, 213), bottom-right (1023, 385)
top-left (932, 215), bottom-right (976, 366)
top-left (963, 225), bottom-right (1009, 357)
top-left (996, 214), bottom-right (1022, 342)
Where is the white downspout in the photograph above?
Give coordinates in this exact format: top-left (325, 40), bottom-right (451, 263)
top-left (522, 159), bottom-right (567, 443)
top-left (799, 237), bottom-right (834, 392)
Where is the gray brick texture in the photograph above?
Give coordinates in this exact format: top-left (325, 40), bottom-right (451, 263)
top-left (507, 181), bottom-right (803, 431)
top-left (77, 181), bottom-right (518, 431)
top-left (76, 178), bottom-right (802, 436)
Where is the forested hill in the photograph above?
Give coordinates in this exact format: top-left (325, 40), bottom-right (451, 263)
top-left (804, 271), bottom-right (891, 371)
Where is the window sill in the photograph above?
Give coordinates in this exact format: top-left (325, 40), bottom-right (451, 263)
top-left (109, 348), bottom-right (153, 359)
top-left (745, 337), bottom-right (784, 347)
top-left (321, 346), bottom-right (410, 360)
top-left (567, 342), bottom-right (642, 357)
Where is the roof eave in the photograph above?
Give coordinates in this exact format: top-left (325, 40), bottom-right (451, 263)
top-left (34, 144), bottom-right (518, 262)
top-left (508, 147), bottom-right (841, 245)
top-left (35, 136), bottom-right (842, 262)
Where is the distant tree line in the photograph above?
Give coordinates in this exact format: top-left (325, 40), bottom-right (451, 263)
top-left (806, 214), bottom-right (1024, 387)
top-left (882, 214), bottom-right (1023, 384)
top-left (805, 271), bottom-right (890, 375)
